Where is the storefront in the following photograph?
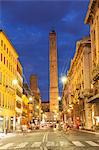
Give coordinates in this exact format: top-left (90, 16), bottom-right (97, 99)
top-left (88, 95), bottom-right (99, 130)
top-left (0, 116), bottom-right (4, 132)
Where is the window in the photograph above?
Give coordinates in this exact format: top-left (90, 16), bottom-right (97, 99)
top-left (5, 95), bottom-right (7, 108)
top-left (4, 44), bottom-right (6, 50)
top-left (1, 54), bottom-right (2, 61)
top-left (2, 94), bottom-right (4, 107)
top-left (9, 63), bottom-right (10, 70)
top-left (7, 60), bottom-right (8, 67)
top-left (4, 57), bottom-right (5, 64)
top-left (1, 40), bottom-right (3, 47)
top-left (16, 101), bottom-right (21, 109)
top-left (0, 72), bottom-right (2, 84)
top-left (3, 75), bottom-right (5, 86)
top-left (93, 30), bottom-right (95, 42)
top-left (7, 48), bottom-right (8, 54)
top-left (0, 92), bottom-right (1, 106)
top-left (9, 51), bottom-right (10, 57)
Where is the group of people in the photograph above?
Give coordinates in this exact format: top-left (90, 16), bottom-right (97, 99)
top-left (63, 123), bottom-right (72, 132)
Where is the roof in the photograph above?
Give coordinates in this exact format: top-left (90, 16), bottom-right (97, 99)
top-left (84, 0), bottom-right (97, 24)
top-left (0, 29), bottom-right (18, 57)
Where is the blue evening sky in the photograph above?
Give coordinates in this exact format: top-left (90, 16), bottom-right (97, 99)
top-left (0, 0), bottom-right (89, 101)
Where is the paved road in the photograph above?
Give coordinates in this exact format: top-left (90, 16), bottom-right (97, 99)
top-left (0, 129), bottom-right (99, 150)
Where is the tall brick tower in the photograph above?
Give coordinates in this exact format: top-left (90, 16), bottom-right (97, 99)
top-left (49, 30), bottom-right (59, 114)
top-left (30, 74), bottom-right (38, 94)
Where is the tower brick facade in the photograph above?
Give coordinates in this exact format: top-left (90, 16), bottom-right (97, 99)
top-left (30, 74), bottom-right (38, 94)
top-left (49, 30), bottom-right (59, 113)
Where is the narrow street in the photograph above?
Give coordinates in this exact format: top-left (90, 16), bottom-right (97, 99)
top-left (0, 129), bottom-right (99, 150)
top-left (0, 1), bottom-right (99, 150)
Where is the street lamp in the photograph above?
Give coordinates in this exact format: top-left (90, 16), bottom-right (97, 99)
top-left (67, 109), bottom-right (71, 113)
top-left (12, 79), bottom-right (18, 86)
top-left (58, 96), bottom-right (61, 101)
top-left (36, 105), bottom-right (39, 109)
top-left (29, 97), bottom-right (32, 101)
top-left (61, 75), bottom-right (67, 85)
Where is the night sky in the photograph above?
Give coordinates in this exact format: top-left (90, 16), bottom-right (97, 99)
top-left (0, 0), bottom-right (89, 101)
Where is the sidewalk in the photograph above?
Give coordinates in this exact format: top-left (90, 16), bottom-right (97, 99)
top-left (0, 132), bottom-right (16, 140)
top-left (79, 129), bottom-right (99, 135)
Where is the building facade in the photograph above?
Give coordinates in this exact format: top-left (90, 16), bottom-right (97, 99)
top-left (62, 0), bottom-right (99, 131)
top-left (16, 60), bottom-right (23, 130)
top-left (30, 74), bottom-right (41, 122)
top-left (0, 30), bottom-right (18, 132)
top-left (85, 0), bottom-right (99, 130)
top-left (22, 83), bottom-right (33, 127)
top-left (62, 37), bottom-right (93, 129)
top-left (49, 30), bottom-right (59, 114)
top-left (41, 101), bottom-right (50, 122)
top-left (41, 101), bottom-right (50, 113)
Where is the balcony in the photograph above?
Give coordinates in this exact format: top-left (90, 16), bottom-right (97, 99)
top-left (78, 91), bottom-right (84, 100)
top-left (92, 64), bottom-right (99, 81)
top-left (76, 83), bottom-right (81, 91)
top-left (88, 93), bottom-right (99, 103)
top-left (6, 85), bottom-right (15, 94)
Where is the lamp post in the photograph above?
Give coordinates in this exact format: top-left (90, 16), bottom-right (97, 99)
top-left (61, 75), bottom-right (68, 86)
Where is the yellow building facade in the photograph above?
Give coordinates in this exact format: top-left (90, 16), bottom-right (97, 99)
top-left (16, 60), bottom-right (23, 130)
top-left (0, 30), bottom-right (18, 132)
top-left (22, 94), bottom-right (29, 125)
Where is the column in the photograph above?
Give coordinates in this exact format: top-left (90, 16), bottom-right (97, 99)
top-left (85, 98), bottom-right (92, 130)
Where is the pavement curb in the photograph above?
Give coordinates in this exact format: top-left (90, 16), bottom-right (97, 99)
top-left (78, 129), bottom-right (99, 135)
top-left (0, 133), bottom-right (16, 140)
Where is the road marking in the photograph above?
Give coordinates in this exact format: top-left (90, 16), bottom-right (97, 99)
top-left (40, 147), bottom-right (43, 150)
top-left (45, 132), bottom-right (48, 142)
top-left (42, 132), bottom-right (48, 143)
top-left (43, 146), bottom-right (48, 150)
top-left (60, 141), bottom-right (64, 146)
top-left (85, 141), bottom-right (99, 146)
top-left (0, 143), bottom-right (14, 149)
top-left (60, 141), bottom-right (71, 146)
top-left (14, 142), bottom-right (28, 148)
top-left (72, 141), bottom-right (85, 147)
top-left (46, 141), bottom-right (55, 147)
top-left (42, 133), bottom-right (46, 142)
top-left (31, 142), bottom-right (41, 147)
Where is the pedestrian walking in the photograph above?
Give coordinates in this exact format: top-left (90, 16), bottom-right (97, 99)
top-left (21, 124), bottom-right (27, 136)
